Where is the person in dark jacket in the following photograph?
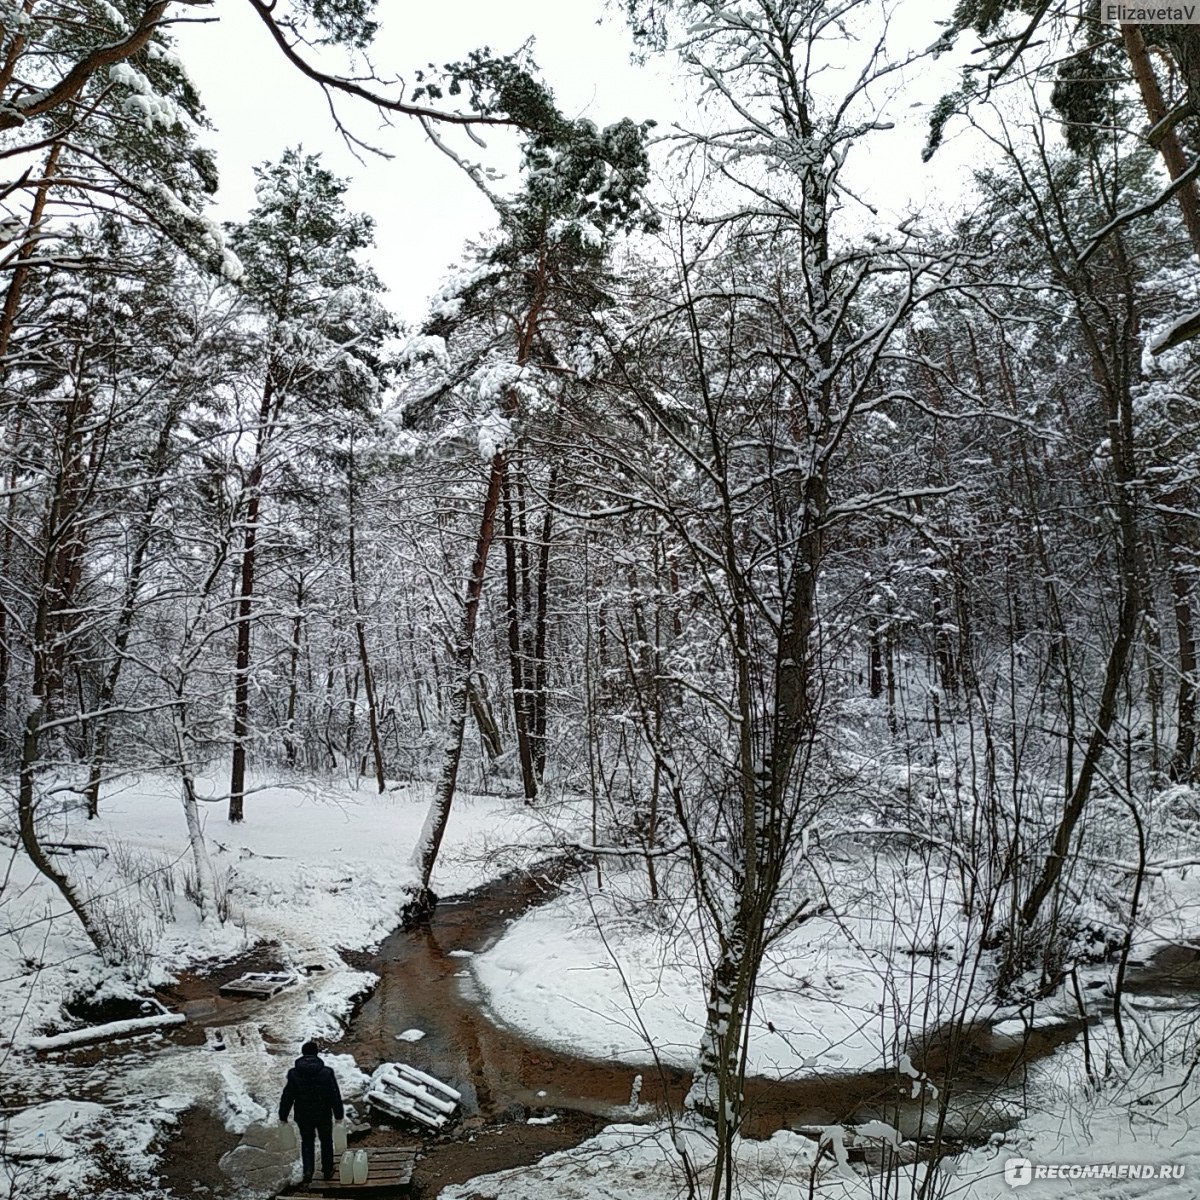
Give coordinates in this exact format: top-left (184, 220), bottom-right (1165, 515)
top-left (279, 1040), bottom-right (345, 1184)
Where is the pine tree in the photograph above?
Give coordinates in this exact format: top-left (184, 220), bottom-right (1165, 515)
top-left (223, 147), bottom-right (390, 822)
top-left (403, 99), bottom-right (656, 898)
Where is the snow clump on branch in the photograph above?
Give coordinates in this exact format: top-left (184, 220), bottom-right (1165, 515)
top-left (109, 63), bottom-right (182, 131)
top-left (476, 410), bottom-right (514, 460)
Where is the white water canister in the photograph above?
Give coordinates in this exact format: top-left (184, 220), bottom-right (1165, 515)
top-left (352, 1149), bottom-right (369, 1184)
top-left (278, 1122), bottom-right (298, 1151)
top-left (339, 1150), bottom-right (354, 1184)
top-left (332, 1121), bottom-right (348, 1154)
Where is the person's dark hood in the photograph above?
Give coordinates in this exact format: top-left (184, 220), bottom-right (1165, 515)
top-left (292, 1054), bottom-right (326, 1079)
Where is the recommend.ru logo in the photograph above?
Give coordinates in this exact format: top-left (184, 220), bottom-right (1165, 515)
top-left (1005, 1157), bottom-right (1187, 1187)
top-left (1005, 1158), bottom-right (1033, 1188)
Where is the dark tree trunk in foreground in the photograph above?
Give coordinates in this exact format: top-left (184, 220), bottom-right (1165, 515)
top-left (229, 373), bottom-right (277, 823)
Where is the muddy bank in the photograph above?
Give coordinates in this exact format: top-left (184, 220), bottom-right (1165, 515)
top-left (155, 1106), bottom-right (241, 1198)
top-left (343, 862), bottom-right (689, 1126)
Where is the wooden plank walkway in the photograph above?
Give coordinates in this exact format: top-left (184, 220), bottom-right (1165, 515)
top-left (300, 1147), bottom-right (417, 1195)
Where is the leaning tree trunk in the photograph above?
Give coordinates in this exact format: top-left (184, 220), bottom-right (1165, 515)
top-left (172, 702), bottom-right (216, 921)
top-left (411, 453), bottom-right (506, 894)
top-left (411, 257), bottom-right (548, 899)
top-left (1020, 288), bottom-right (1142, 928)
top-left (20, 463), bottom-right (105, 952)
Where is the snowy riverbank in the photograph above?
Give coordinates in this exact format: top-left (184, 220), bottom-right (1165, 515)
top-left (0, 772), bottom-right (571, 1198)
top-left (1, 773), bottom-right (568, 1047)
top-left (471, 852), bottom-right (997, 1078)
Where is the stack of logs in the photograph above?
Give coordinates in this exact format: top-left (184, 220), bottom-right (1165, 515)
top-left (365, 1063), bottom-right (461, 1130)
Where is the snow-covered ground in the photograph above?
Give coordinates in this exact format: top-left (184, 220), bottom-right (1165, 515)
top-left (5, 770), bottom-right (1200, 1200)
top-left (472, 850), bottom-right (997, 1078)
top-left (439, 1100), bottom-right (1200, 1200)
top-left (442, 1019), bottom-right (1200, 1200)
top-left (0, 771), bottom-right (569, 1198)
top-left (458, 844), bottom-right (1200, 1199)
top-left (1, 772), bottom-right (566, 1045)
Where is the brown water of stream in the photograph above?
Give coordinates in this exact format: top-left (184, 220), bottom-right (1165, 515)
top-left (339, 863), bottom-right (1092, 1147)
top-left (151, 864), bottom-right (1198, 1196)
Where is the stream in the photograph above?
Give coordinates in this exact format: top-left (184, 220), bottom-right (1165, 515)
top-left (340, 863), bottom-right (1075, 1143)
top-left (80, 863), bottom-right (1200, 1195)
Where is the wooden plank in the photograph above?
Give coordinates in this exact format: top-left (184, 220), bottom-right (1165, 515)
top-left (302, 1148), bottom-right (417, 1193)
top-left (375, 1070), bottom-right (456, 1114)
top-left (392, 1062), bottom-right (462, 1102)
top-left (218, 971), bottom-right (298, 998)
top-left (366, 1087), bottom-right (447, 1129)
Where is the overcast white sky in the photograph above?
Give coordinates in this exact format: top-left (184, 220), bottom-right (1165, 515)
top-left (177, 0), bottom-right (985, 322)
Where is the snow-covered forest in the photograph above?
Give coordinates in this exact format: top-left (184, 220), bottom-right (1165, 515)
top-left (3, 1), bottom-right (1200, 1198)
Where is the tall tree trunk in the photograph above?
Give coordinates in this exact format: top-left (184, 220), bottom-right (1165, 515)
top-left (1170, 558), bottom-right (1197, 779)
top-left (347, 451), bottom-right (386, 794)
top-left (229, 372), bottom-right (277, 823)
top-left (284, 578), bottom-right (304, 768)
top-left (85, 404), bottom-right (181, 817)
top-left (0, 144), bottom-right (63, 740)
top-left (530, 466), bottom-right (557, 781)
top-left (502, 467), bottom-right (538, 802)
top-left (412, 454), bottom-right (505, 892)
top-left (40, 355), bottom-right (96, 724)
top-left (1122, 23), bottom-right (1200, 257)
top-left (868, 615), bottom-right (883, 697)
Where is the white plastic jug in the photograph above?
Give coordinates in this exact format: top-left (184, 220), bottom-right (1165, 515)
top-left (338, 1151), bottom-right (354, 1184)
top-left (352, 1149), bottom-right (369, 1184)
top-left (333, 1121), bottom-right (348, 1154)
top-left (277, 1122), bottom-right (298, 1152)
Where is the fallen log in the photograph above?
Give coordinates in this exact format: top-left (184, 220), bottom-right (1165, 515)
top-left (27, 1010), bottom-right (185, 1051)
